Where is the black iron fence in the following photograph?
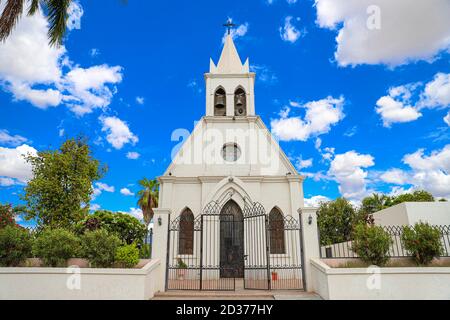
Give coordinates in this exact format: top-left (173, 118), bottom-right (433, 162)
top-left (319, 225), bottom-right (450, 259)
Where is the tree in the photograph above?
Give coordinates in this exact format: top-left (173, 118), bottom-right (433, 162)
top-left (74, 210), bottom-right (146, 245)
top-left (0, 203), bottom-right (18, 229)
top-left (0, 0), bottom-right (72, 46)
top-left (0, 0), bottom-right (128, 46)
top-left (317, 198), bottom-right (358, 246)
top-left (137, 178), bottom-right (159, 229)
top-left (361, 193), bottom-right (392, 214)
top-left (22, 137), bottom-right (106, 229)
top-left (390, 190), bottom-right (434, 205)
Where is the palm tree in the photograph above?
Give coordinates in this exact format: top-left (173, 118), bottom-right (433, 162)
top-left (1, 0), bottom-right (130, 45)
top-left (137, 178), bottom-right (159, 229)
top-left (0, 0), bottom-right (72, 46)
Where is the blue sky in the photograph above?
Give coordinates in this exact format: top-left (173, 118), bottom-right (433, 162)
top-left (0, 0), bottom-right (449, 223)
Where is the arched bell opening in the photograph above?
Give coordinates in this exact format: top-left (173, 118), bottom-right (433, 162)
top-left (214, 87), bottom-right (227, 116)
top-left (234, 87), bottom-right (247, 116)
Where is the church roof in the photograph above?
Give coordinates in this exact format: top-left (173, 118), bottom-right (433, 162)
top-left (210, 35), bottom-right (249, 74)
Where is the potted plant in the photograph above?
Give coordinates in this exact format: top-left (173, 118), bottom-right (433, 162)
top-left (271, 271), bottom-right (278, 281)
top-left (177, 258), bottom-right (188, 280)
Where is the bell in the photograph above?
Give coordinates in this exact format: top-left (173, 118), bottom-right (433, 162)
top-left (235, 96), bottom-right (244, 107)
top-left (215, 94), bottom-right (226, 108)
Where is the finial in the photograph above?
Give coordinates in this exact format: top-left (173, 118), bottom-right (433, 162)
top-left (223, 19), bottom-right (237, 35)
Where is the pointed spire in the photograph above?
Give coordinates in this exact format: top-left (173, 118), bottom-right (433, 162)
top-left (213, 35), bottom-right (247, 74)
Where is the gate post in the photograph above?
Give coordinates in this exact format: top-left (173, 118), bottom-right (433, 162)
top-left (298, 207), bottom-right (320, 292)
top-left (152, 208), bottom-right (171, 293)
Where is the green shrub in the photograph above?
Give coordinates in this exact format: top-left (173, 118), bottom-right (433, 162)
top-left (115, 244), bottom-right (139, 268)
top-left (352, 224), bottom-right (392, 266)
top-left (0, 226), bottom-right (33, 267)
top-left (139, 243), bottom-right (151, 259)
top-left (402, 222), bottom-right (443, 265)
top-left (81, 229), bottom-right (121, 268)
top-left (177, 258), bottom-right (188, 269)
top-left (75, 210), bottom-right (146, 245)
top-left (32, 228), bottom-right (81, 267)
top-left (0, 204), bottom-right (18, 229)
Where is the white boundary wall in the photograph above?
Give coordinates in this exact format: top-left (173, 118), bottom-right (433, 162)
top-left (374, 202), bottom-right (450, 226)
top-left (310, 258), bottom-right (450, 300)
top-left (0, 260), bottom-right (161, 300)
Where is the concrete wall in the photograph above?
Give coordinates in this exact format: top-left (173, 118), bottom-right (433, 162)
top-left (374, 202), bottom-right (450, 226)
top-left (0, 260), bottom-right (160, 300)
top-left (311, 258), bottom-right (450, 300)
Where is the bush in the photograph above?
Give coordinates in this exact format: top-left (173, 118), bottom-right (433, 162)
top-left (352, 224), bottom-right (392, 266)
top-left (32, 228), bottom-right (81, 267)
top-left (81, 229), bottom-right (121, 268)
top-left (317, 198), bottom-right (358, 246)
top-left (0, 204), bottom-right (18, 229)
top-left (75, 210), bottom-right (146, 245)
top-left (0, 226), bottom-right (33, 267)
top-left (115, 244), bottom-right (139, 268)
top-left (402, 222), bottom-right (443, 265)
top-left (139, 243), bottom-right (151, 259)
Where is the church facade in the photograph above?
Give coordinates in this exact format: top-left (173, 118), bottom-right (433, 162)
top-left (152, 34), bottom-right (319, 292)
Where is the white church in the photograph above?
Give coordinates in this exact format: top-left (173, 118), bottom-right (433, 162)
top-left (152, 32), bottom-right (319, 292)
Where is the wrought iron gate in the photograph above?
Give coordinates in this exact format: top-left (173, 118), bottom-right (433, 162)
top-left (166, 199), bottom-right (305, 291)
top-left (243, 202), bottom-right (270, 290)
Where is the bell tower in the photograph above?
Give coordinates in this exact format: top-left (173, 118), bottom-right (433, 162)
top-left (205, 32), bottom-right (256, 117)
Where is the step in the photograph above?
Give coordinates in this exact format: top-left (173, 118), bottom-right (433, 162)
top-left (152, 290), bottom-right (321, 300)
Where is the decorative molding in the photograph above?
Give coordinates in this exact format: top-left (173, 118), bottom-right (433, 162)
top-left (204, 73), bottom-right (256, 80)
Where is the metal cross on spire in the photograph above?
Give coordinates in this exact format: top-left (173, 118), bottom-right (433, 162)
top-left (223, 19), bottom-right (237, 35)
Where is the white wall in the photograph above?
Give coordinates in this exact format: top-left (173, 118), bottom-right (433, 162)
top-left (0, 260), bottom-right (160, 300)
top-left (311, 258), bottom-right (450, 300)
top-left (374, 202), bottom-right (450, 226)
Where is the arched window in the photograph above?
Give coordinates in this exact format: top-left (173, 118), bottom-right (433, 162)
top-left (179, 208), bottom-right (194, 255)
top-left (234, 87), bottom-right (247, 116)
top-left (214, 88), bottom-right (226, 116)
top-left (269, 208), bottom-right (285, 254)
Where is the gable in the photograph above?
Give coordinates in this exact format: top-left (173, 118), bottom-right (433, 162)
top-left (163, 116), bottom-right (299, 177)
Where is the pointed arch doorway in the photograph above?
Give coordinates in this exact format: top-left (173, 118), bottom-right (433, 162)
top-left (220, 200), bottom-right (244, 278)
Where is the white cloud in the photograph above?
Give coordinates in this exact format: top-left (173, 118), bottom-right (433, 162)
top-left (279, 16), bottom-right (302, 43)
top-left (92, 182), bottom-right (115, 200)
top-left (444, 112), bottom-right (450, 126)
top-left (126, 152), bottom-right (140, 160)
top-left (0, 130), bottom-right (28, 146)
top-left (328, 151), bottom-right (375, 200)
top-left (375, 86), bottom-right (422, 127)
top-left (304, 195), bottom-right (330, 207)
top-left (120, 188), bottom-right (135, 196)
top-left (381, 145), bottom-right (450, 199)
top-left (0, 144), bottom-right (37, 184)
top-left (90, 48), bottom-right (100, 57)
top-left (64, 65), bottom-right (123, 116)
top-left (376, 73), bottom-right (450, 126)
top-left (123, 207), bottom-right (143, 220)
top-left (250, 65), bottom-right (278, 85)
top-left (11, 82), bottom-right (62, 109)
top-left (380, 168), bottom-right (410, 185)
top-left (67, 1), bottom-right (84, 31)
top-left (295, 157), bottom-right (313, 170)
top-left (419, 73), bottom-right (450, 109)
top-left (90, 204), bottom-right (101, 211)
top-left (0, 4), bottom-right (123, 116)
top-left (100, 116), bottom-right (138, 150)
top-left (314, 0), bottom-right (450, 67)
top-left (0, 177), bottom-right (15, 187)
top-left (271, 96), bottom-right (345, 141)
top-left (136, 96), bottom-right (145, 105)
top-left (222, 20), bottom-right (249, 43)
top-left (94, 182), bottom-right (115, 193)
